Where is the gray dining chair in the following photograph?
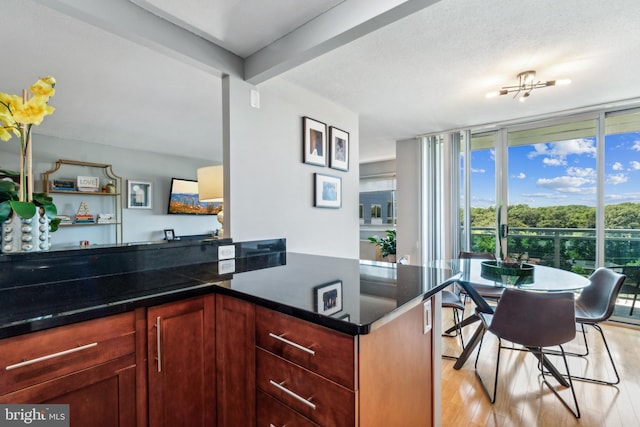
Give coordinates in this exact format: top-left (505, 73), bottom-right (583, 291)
top-left (443, 251), bottom-right (502, 337)
top-left (441, 289), bottom-right (466, 359)
top-left (620, 266), bottom-right (639, 316)
top-left (474, 288), bottom-right (580, 418)
top-left (569, 267), bottom-right (626, 385)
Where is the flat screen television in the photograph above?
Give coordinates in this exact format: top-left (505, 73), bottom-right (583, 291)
top-left (167, 177), bottom-right (222, 215)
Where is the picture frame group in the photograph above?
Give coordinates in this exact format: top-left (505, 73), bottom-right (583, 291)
top-left (303, 116), bottom-right (349, 171)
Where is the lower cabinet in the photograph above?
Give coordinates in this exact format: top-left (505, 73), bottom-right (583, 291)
top-left (215, 293), bottom-right (256, 427)
top-left (0, 312), bottom-right (137, 427)
top-left (146, 295), bottom-right (215, 427)
top-left (1, 293), bottom-right (434, 427)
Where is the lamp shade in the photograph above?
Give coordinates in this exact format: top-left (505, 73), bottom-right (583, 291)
top-left (197, 165), bottom-right (223, 202)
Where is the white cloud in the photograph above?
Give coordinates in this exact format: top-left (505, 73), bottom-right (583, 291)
top-left (543, 157), bottom-right (566, 166)
top-left (528, 138), bottom-right (596, 168)
top-left (567, 166), bottom-right (595, 178)
top-left (633, 141), bottom-right (640, 151)
top-left (512, 172), bottom-right (526, 179)
top-left (536, 176), bottom-right (596, 194)
top-left (630, 161), bottom-right (640, 170)
top-left (471, 167), bottom-right (486, 173)
top-left (612, 162), bottom-right (624, 171)
top-left (606, 173), bottom-right (628, 185)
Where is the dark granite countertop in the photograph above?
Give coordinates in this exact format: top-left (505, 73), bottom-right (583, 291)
top-left (0, 249), bottom-right (449, 339)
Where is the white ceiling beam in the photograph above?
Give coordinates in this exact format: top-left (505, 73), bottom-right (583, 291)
top-left (244, 0), bottom-right (442, 84)
top-left (33, 0), bottom-right (243, 78)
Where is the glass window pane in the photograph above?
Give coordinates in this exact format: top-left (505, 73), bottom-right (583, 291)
top-left (507, 121), bottom-right (597, 270)
top-left (466, 132), bottom-right (497, 254)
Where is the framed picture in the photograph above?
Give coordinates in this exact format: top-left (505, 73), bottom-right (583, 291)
top-left (313, 280), bottom-right (343, 316)
top-left (164, 229), bottom-right (175, 241)
top-left (314, 173), bottom-right (341, 208)
top-left (303, 116), bottom-right (327, 166)
top-left (329, 126), bottom-right (349, 171)
top-left (128, 180), bottom-right (152, 209)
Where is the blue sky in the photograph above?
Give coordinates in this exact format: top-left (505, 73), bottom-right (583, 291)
top-left (469, 132), bottom-right (640, 208)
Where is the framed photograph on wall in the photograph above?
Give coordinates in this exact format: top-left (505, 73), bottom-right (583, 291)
top-left (303, 116), bottom-right (327, 166)
top-left (128, 180), bottom-right (152, 209)
top-left (329, 126), bottom-right (349, 171)
top-left (314, 173), bottom-right (341, 208)
top-left (313, 280), bottom-right (343, 316)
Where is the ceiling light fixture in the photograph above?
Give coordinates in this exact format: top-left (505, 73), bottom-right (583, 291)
top-left (486, 70), bottom-right (571, 102)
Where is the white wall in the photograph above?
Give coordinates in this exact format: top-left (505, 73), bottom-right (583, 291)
top-left (224, 76), bottom-right (360, 259)
top-left (1, 136), bottom-right (219, 248)
top-left (2, 77), bottom-right (359, 255)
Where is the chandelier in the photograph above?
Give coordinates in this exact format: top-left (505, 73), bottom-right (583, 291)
top-left (486, 70), bottom-right (571, 102)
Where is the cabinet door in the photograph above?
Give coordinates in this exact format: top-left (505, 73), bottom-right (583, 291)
top-left (215, 294), bottom-right (255, 427)
top-left (147, 295), bottom-right (215, 427)
top-left (1, 356), bottom-right (136, 427)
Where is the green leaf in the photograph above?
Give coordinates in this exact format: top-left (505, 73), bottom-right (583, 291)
top-left (0, 201), bottom-right (12, 222)
top-left (8, 201), bottom-right (36, 219)
top-left (42, 202), bottom-right (57, 218)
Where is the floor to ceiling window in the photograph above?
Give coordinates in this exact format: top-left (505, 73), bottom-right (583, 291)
top-left (454, 109), bottom-right (640, 324)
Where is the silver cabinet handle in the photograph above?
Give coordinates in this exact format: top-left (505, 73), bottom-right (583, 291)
top-left (156, 316), bottom-right (162, 373)
top-left (269, 380), bottom-right (316, 410)
top-left (268, 333), bottom-right (315, 356)
top-left (5, 342), bottom-right (97, 371)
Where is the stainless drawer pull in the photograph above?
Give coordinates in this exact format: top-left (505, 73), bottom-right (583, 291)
top-left (269, 380), bottom-right (317, 410)
top-left (5, 342), bottom-right (98, 371)
top-left (268, 333), bottom-right (315, 356)
top-left (156, 316), bottom-right (162, 373)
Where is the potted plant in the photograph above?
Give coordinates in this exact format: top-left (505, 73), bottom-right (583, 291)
top-left (0, 76), bottom-right (60, 252)
top-left (368, 229), bottom-right (396, 262)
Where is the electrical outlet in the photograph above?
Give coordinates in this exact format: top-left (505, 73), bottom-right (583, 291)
top-left (218, 245), bottom-right (236, 260)
top-left (218, 259), bottom-right (236, 275)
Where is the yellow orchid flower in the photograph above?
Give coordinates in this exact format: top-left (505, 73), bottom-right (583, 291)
top-left (0, 127), bottom-right (12, 141)
top-left (29, 76), bottom-right (56, 98)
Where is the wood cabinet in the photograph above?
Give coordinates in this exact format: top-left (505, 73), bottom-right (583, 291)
top-left (215, 294), bottom-right (255, 427)
top-left (255, 299), bottom-right (434, 427)
top-left (0, 312), bottom-right (137, 427)
top-left (146, 295), bottom-right (215, 427)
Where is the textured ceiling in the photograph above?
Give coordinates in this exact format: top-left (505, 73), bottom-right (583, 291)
top-left (3, 0), bottom-right (640, 165)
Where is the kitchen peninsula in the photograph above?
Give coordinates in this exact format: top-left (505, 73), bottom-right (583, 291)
top-left (0, 239), bottom-right (446, 426)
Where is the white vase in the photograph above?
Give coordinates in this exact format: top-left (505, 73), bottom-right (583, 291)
top-left (1, 210), bottom-right (51, 253)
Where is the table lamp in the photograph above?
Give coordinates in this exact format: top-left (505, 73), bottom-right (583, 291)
top-left (197, 165), bottom-right (224, 237)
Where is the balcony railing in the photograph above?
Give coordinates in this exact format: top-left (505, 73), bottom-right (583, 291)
top-left (470, 226), bottom-right (640, 271)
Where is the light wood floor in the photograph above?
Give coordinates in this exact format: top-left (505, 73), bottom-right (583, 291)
top-left (441, 309), bottom-right (640, 427)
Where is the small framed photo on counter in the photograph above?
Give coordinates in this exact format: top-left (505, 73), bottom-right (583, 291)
top-left (313, 280), bottom-right (343, 316)
top-left (164, 229), bottom-right (175, 241)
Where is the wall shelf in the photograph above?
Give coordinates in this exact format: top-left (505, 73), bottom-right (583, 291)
top-left (43, 159), bottom-right (123, 244)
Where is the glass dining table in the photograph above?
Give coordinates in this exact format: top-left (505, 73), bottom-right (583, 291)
top-left (434, 258), bottom-right (590, 386)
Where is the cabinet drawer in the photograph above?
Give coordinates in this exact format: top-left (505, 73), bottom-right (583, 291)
top-left (0, 312), bottom-right (135, 395)
top-left (257, 348), bottom-right (355, 427)
top-left (257, 390), bottom-right (319, 427)
top-left (255, 306), bottom-right (355, 389)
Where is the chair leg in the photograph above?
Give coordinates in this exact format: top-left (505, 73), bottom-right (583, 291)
top-left (442, 308), bottom-right (466, 360)
top-left (630, 293), bottom-right (638, 316)
top-left (474, 332), bottom-right (499, 404)
top-left (536, 345), bottom-right (581, 419)
top-left (569, 323), bottom-right (621, 385)
top-left (543, 323), bottom-right (620, 386)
